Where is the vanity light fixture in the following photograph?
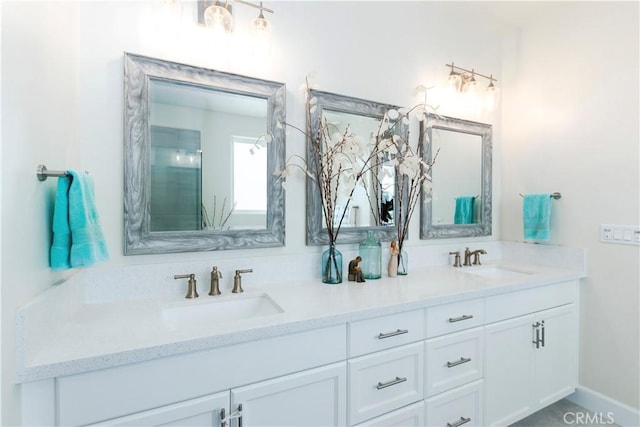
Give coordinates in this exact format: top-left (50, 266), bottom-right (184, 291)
top-left (445, 63), bottom-right (499, 111)
top-left (198, 0), bottom-right (274, 36)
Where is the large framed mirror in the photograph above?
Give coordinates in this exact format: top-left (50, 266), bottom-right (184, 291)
top-left (420, 114), bottom-right (492, 239)
top-left (306, 89), bottom-right (403, 245)
top-left (124, 53), bottom-right (285, 254)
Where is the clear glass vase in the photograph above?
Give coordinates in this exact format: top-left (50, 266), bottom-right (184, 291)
top-left (397, 248), bottom-right (408, 275)
top-left (321, 244), bottom-right (343, 284)
top-left (359, 230), bottom-right (381, 279)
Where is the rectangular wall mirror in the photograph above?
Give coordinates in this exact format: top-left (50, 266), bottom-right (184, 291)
top-left (420, 114), bottom-right (492, 239)
top-left (124, 53), bottom-right (285, 254)
top-left (306, 89), bottom-right (403, 245)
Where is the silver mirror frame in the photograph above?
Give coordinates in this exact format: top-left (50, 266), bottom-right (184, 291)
top-left (306, 89), bottom-right (403, 245)
top-left (420, 114), bottom-right (492, 239)
top-left (123, 53), bottom-right (285, 254)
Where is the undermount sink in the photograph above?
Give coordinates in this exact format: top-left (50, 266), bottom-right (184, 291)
top-left (463, 265), bottom-right (534, 279)
top-left (163, 293), bottom-right (284, 330)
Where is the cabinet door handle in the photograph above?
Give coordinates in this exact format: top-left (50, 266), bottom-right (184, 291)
top-left (377, 329), bottom-right (409, 339)
top-left (540, 320), bottom-right (545, 347)
top-left (376, 376), bottom-right (407, 390)
top-left (446, 357), bottom-right (472, 368)
top-left (532, 322), bottom-right (541, 348)
top-left (237, 404), bottom-right (243, 427)
top-left (448, 314), bottom-right (473, 323)
top-left (447, 416), bottom-right (472, 427)
top-left (220, 408), bottom-right (226, 427)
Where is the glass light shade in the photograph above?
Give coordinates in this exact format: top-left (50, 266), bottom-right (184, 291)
top-left (485, 83), bottom-right (499, 111)
top-left (447, 73), bottom-right (462, 92)
top-left (251, 15), bottom-right (273, 57)
top-left (204, 5), bottom-right (233, 34)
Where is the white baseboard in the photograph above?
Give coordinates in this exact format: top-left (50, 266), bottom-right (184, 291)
top-left (567, 386), bottom-right (640, 427)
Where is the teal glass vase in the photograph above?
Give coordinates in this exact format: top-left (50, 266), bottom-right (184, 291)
top-left (322, 244), bottom-right (343, 284)
top-left (359, 230), bottom-right (381, 279)
top-left (398, 248), bottom-right (408, 275)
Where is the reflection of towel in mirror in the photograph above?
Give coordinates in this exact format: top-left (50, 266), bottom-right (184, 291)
top-left (523, 194), bottom-right (552, 241)
top-left (50, 171), bottom-right (109, 270)
top-left (454, 196), bottom-right (475, 224)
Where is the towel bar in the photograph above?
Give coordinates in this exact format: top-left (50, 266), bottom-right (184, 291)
top-left (36, 164), bottom-right (89, 181)
top-left (518, 192), bottom-right (562, 200)
top-left (36, 165), bottom-right (69, 181)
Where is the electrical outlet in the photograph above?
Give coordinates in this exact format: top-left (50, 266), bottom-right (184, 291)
top-left (600, 224), bottom-right (640, 246)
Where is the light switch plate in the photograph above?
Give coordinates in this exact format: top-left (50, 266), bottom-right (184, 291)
top-left (600, 224), bottom-right (640, 245)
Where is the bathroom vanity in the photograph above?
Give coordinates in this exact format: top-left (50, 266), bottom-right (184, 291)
top-left (17, 244), bottom-right (585, 427)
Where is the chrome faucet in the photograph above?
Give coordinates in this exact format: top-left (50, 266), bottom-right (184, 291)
top-left (209, 266), bottom-right (222, 296)
top-left (232, 269), bottom-right (253, 293)
top-left (464, 248), bottom-right (487, 266)
top-left (174, 273), bottom-right (198, 299)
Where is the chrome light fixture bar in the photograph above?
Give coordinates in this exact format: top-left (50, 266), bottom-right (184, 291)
top-left (446, 62), bottom-right (497, 92)
top-left (197, 0), bottom-right (274, 33)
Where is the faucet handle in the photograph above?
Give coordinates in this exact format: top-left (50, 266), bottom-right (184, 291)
top-left (449, 251), bottom-right (462, 268)
top-left (174, 273), bottom-right (198, 299)
top-left (232, 269), bottom-right (253, 293)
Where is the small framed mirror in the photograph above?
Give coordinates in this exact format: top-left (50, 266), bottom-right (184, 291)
top-left (420, 114), bottom-right (492, 239)
top-left (124, 53), bottom-right (285, 254)
top-left (306, 89), bottom-right (402, 245)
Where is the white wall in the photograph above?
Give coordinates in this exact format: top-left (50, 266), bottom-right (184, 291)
top-left (3, 1), bottom-right (638, 423)
top-left (501, 1), bottom-right (639, 412)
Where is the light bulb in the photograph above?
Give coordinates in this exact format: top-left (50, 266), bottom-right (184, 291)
top-left (485, 81), bottom-right (499, 111)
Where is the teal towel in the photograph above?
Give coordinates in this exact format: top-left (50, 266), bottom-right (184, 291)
top-left (50, 171), bottom-right (109, 270)
top-left (454, 196), bottom-right (475, 224)
top-left (523, 194), bottom-right (552, 241)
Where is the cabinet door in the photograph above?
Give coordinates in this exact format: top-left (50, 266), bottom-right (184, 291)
top-left (92, 391), bottom-right (229, 427)
top-left (533, 304), bottom-right (577, 409)
top-left (484, 314), bottom-right (535, 427)
top-left (231, 362), bottom-right (346, 427)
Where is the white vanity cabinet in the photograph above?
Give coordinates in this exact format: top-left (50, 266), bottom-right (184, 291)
top-left (96, 363), bottom-right (347, 427)
top-left (484, 282), bottom-right (578, 427)
top-left (42, 325), bottom-right (348, 427)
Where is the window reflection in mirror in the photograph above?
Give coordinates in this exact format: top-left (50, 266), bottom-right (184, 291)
top-left (149, 79), bottom-right (268, 232)
top-left (322, 110), bottom-right (396, 228)
top-left (431, 129), bottom-right (482, 225)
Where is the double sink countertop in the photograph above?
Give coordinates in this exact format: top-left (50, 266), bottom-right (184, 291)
top-left (16, 242), bottom-right (587, 383)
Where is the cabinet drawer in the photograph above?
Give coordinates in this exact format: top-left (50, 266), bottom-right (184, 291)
top-left (426, 298), bottom-right (484, 338)
top-left (425, 327), bottom-right (483, 397)
top-left (349, 342), bottom-right (424, 425)
top-left (349, 309), bottom-right (424, 357)
top-left (485, 281), bottom-right (577, 323)
top-left (425, 380), bottom-right (483, 427)
top-left (353, 401), bottom-right (425, 427)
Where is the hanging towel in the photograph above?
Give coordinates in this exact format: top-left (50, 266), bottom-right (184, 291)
top-left (50, 171), bottom-right (109, 270)
top-left (523, 193), bottom-right (552, 241)
top-left (454, 196), bottom-right (475, 224)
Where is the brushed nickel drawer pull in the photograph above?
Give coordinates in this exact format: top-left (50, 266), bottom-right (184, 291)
top-left (377, 329), bottom-right (409, 339)
top-left (447, 416), bottom-right (471, 427)
top-left (376, 376), bottom-right (407, 390)
top-left (448, 314), bottom-right (473, 323)
top-left (447, 357), bottom-right (472, 368)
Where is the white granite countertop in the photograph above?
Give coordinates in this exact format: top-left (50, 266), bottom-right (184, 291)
top-left (16, 242), bottom-right (587, 383)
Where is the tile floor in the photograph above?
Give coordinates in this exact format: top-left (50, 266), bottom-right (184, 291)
top-left (510, 399), bottom-right (620, 427)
